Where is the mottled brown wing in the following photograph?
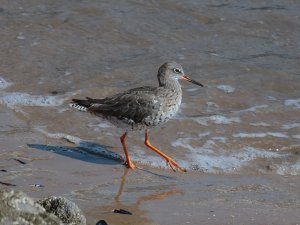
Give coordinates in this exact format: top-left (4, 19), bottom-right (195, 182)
top-left (88, 87), bottom-right (161, 123)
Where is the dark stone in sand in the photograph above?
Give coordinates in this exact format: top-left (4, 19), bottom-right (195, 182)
top-left (96, 220), bottom-right (109, 225)
top-left (37, 196), bottom-right (86, 225)
top-left (0, 190), bottom-right (61, 225)
top-left (13, 158), bottom-right (27, 164)
top-left (113, 208), bottom-right (132, 215)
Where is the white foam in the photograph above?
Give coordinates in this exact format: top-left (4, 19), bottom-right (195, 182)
top-left (202, 139), bottom-right (218, 149)
top-left (293, 135), bottom-right (300, 139)
top-left (17, 33), bottom-right (25, 40)
top-left (284, 99), bottom-right (300, 108)
top-left (233, 132), bottom-right (289, 138)
top-left (0, 77), bottom-right (12, 90)
top-left (217, 85), bottom-right (235, 93)
top-left (282, 123), bottom-right (300, 129)
top-left (168, 136), bottom-right (298, 174)
top-left (97, 123), bottom-right (111, 128)
top-left (198, 132), bottom-right (211, 138)
top-left (0, 92), bottom-right (65, 108)
top-left (172, 137), bottom-right (201, 152)
top-left (172, 135), bottom-right (203, 149)
top-left (211, 136), bottom-right (227, 142)
top-left (186, 87), bottom-right (199, 92)
top-left (133, 154), bottom-right (169, 169)
top-left (238, 104), bottom-right (268, 113)
top-left (186, 147), bottom-right (281, 173)
top-left (267, 96), bottom-right (277, 101)
top-left (206, 102), bottom-right (219, 108)
top-left (35, 127), bottom-right (82, 144)
top-left (195, 115), bottom-right (240, 126)
top-left (124, 145), bottom-right (169, 169)
top-left (206, 102), bottom-right (219, 112)
top-left (87, 122), bottom-right (112, 130)
top-left (250, 122), bottom-right (271, 127)
top-left (276, 160), bottom-right (300, 176)
top-left (171, 134), bottom-right (214, 155)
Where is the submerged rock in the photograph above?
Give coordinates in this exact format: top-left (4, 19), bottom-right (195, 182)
top-left (37, 196), bottom-right (86, 225)
top-left (0, 190), bottom-right (61, 225)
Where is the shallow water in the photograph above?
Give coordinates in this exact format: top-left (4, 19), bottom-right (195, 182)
top-left (1, 0), bottom-right (299, 175)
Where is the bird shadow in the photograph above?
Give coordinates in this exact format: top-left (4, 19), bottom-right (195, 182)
top-left (27, 140), bottom-right (124, 165)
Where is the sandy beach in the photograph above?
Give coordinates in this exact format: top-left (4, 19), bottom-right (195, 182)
top-left (1, 108), bottom-right (300, 224)
top-left (1, 0), bottom-right (300, 224)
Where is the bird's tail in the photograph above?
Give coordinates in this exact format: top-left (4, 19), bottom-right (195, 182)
top-left (70, 98), bottom-right (105, 112)
top-left (69, 99), bottom-right (91, 112)
top-left (69, 103), bottom-right (88, 112)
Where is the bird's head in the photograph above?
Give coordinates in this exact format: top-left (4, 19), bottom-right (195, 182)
top-left (157, 62), bottom-right (203, 87)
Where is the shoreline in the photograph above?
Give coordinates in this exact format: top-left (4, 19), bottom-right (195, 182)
top-left (0, 107), bottom-right (299, 224)
top-left (1, 146), bottom-right (300, 225)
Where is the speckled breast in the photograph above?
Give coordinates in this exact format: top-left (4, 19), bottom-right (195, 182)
top-left (143, 92), bottom-right (182, 128)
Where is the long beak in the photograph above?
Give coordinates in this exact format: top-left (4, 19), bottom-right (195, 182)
top-left (181, 75), bottom-right (203, 87)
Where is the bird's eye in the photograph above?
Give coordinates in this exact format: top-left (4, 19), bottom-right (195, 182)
top-left (173, 68), bottom-right (181, 74)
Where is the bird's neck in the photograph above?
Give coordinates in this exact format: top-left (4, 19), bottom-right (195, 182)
top-left (160, 78), bottom-right (182, 92)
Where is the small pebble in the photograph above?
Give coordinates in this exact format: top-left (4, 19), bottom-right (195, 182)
top-left (17, 34), bottom-right (25, 40)
top-left (29, 184), bottom-right (45, 188)
top-left (13, 158), bottom-right (26, 164)
top-left (113, 208), bottom-right (132, 215)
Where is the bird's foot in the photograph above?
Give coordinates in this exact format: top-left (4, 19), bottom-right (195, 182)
top-left (166, 159), bottom-right (187, 172)
top-left (124, 159), bottom-right (137, 169)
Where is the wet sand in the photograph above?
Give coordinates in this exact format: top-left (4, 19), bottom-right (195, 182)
top-left (1, 109), bottom-right (300, 224)
top-left (1, 0), bottom-right (300, 224)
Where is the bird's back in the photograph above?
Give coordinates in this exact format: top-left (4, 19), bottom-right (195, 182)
top-left (71, 85), bottom-right (182, 130)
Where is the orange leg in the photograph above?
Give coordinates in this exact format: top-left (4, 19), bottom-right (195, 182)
top-left (144, 130), bottom-right (187, 172)
top-left (120, 132), bottom-right (137, 169)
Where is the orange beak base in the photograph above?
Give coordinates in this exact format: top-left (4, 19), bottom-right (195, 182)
top-left (181, 75), bottom-right (203, 87)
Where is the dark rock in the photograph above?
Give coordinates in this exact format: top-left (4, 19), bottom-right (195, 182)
top-left (96, 220), bottom-right (109, 225)
top-left (0, 190), bottom-right (62, 225)
top-left (37, 196), bottom-right (86, 225)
